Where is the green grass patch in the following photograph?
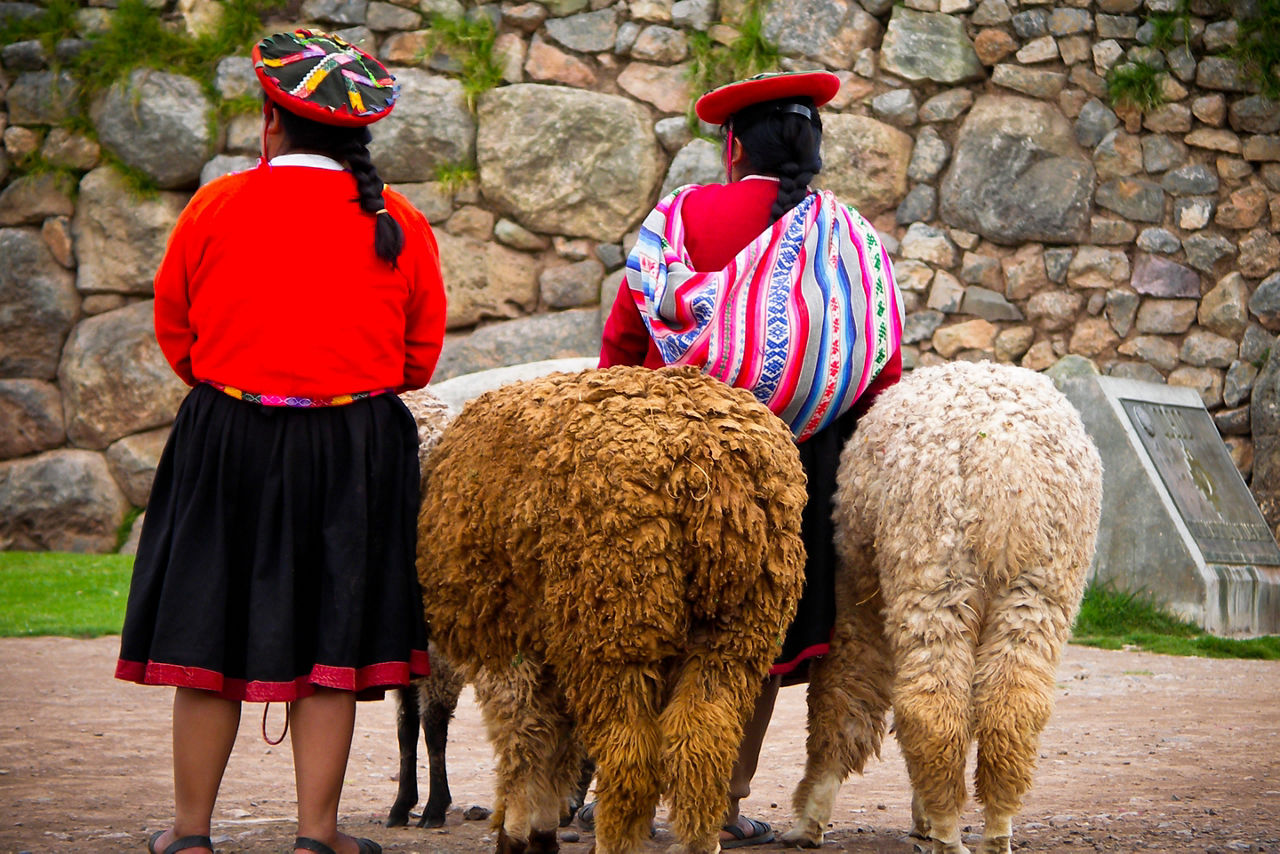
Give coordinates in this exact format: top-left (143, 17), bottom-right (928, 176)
top-left (0, 552), bottom-right (133, 638)
top-left (433, 159), bottom-right (478, 191)
top-left (1232, 0), bottom-right (1280, 99)
top-left (1071, 583), bottom-right (1280, 660)
top-left (1105, 60), bottom-right (1166, 111)
top-left (686, 0), bottom-right (780, 135)
top-left (421, 13), bottom-right (505, 111)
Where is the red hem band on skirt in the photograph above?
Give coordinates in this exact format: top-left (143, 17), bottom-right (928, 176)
top-left (769, 641), bottom-right (830, 677)
top-left (115, 650), bottom-right (431, 702)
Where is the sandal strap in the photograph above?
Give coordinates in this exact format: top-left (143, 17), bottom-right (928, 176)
top-left (165, 836), bottom-right (213, 854)
top-left (294, 838), bottom-right (338, 854)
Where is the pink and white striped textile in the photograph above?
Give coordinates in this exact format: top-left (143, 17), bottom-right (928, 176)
top-left (625, 186), bottom-right (904, 441)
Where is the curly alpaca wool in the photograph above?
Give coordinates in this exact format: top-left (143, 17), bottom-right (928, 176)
top-left (417, 365), bottom-right (808, 854)
top-left (784, 361), bottom-right (1103, 854)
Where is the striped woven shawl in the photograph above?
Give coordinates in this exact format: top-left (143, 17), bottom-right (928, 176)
top-left (625, 185), bottom-right (904, 441)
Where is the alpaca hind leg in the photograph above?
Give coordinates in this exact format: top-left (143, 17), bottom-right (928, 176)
top-left (566, 665), bottom-right (663, 854)
top-left (971, 579), bottom-right (1073, 854)
top-left (659, 650), bottom-right (761, 854)
top-left (886, 565), bottom-right (981, 854)
top-left (387, 686), bottom-right (420, 827)
top-left (420, 683), bottom-right (458, 827)
top-left (474, 665), bottom-right (568, 854)
top-left (785, 542), bottom-right (891, 848)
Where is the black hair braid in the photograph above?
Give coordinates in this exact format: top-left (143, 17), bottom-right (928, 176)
top-left (274, 104), bottom-right (404, 266)
top-left (730, 97), bottom-right (824, 224)
top-left (340, 138), bottom-right (405, 265)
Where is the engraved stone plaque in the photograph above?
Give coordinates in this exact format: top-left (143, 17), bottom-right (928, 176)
top-left (1121, 398), bottom-right (1280, 567)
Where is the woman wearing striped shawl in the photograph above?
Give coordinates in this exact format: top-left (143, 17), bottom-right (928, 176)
top-left (598, 70), bottom-right (905, 848)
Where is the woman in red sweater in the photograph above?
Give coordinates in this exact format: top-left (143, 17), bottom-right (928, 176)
top-left (116, 31), bottom-right (446, 854)
top-left (600, 71), bottom-right (904, 847)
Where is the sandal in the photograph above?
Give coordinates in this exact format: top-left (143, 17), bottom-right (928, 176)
top-left (294, 835), bottom-right (382, 854)
top-left (720, 817), bottom-right (775, 849)
top-left (146, 830), bottom-right (214, 854)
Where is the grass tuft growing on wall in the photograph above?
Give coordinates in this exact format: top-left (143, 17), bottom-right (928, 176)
top-left (686, 0), bottom-right (779, 134)
top-left (1105, 59), bottom-right (1166, 111)
top-left (1233, 0), bottom-right (1280, 99)
top-left (421, 13), bottom-right (505, 111)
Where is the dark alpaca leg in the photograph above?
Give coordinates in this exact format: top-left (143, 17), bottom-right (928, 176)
top-left (561, 756), bottom-right (595, 827)
top-left (419, 687), bottom-right (457, 827)
top-left (387, 685), bottom-right (421, 827)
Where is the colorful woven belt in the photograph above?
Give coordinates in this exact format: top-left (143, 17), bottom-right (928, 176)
top-left (203, 380), bottom-right (393, 408)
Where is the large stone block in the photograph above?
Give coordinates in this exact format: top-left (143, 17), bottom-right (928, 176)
top-left (72, 167), bottom-right (187, 296)
top-left (0, 228), bottom-right (79, 380)
top-left (1254, 347), bottom-right (1280, 531)
top-left (5, 70), bottom-right (80, 124)
top-left (105, 426), bottom-right (169, 507)
top-left (429, 356), bottom-right (598, 412)
top-left (57, 300), bottom-right (190, 450)
top-left (880, 7), bottom-right (985, 84)
top-left (0, 379), bottom-right (64, 460)
top-left (940, 94), bottom-right (1094, 244)
top-left (433, 308), bottom-right (603, 380)
top-left (0, 449), bottom-right (128, 552)
top-left (368, 70), bottom-right (475, 183)
top-left (436, 231), bottom-right (539, 329)
top-left (814, 115), bottom-right (912, 218)
top-left (477, 85), bottom-right (662, 242)
top-left (762, 0), bottom-right (882, 68)
top-left (91, 69), bottom-right (213, 189)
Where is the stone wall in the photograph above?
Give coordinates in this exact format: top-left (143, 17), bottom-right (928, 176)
top-left (1, 0), bottom-right (1278, 551)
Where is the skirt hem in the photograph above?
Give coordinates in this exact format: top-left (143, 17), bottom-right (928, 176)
top-left (115, 649), bottom-right (430, 702)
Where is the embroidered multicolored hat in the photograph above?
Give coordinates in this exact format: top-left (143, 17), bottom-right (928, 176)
top-left (695, 70), bottom-right (841, 125)
top-left (252, 30), bottom-right (398, 127)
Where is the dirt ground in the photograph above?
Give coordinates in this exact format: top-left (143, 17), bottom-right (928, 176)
top-left (1, 637), bottom-right (1278, 854)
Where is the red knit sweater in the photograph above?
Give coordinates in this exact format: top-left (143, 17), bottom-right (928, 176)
top-left (599, 178), bottom-right (902, 405)
top-left (153, 161), bottom-right (447, 397)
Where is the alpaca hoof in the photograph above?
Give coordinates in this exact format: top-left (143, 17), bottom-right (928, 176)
top-left (977, 836), bottom-right (1011, 854)
top-left (497, 827), bottom-right (527, 854)
top-left (418, 811), bottom-right (446, 828)
top-left (779, 825), bottom-right (824, 848)
top-left (528, 828), bottom-right (560, 854)
top-left (386, 808), bottom-right (410, 828)
top-left (932, 840), bottom-right (971, 854)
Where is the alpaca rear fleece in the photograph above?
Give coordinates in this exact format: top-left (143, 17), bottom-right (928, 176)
top-left (417, 365), bottom-right (808, 854)
top-left (785, 361), bottom-right (1103, 854)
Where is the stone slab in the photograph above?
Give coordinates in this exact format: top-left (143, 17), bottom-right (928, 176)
top-left (1053, 366), bottom-right (1280, 636)
top-left (428, 357), bottom-right (599, 412)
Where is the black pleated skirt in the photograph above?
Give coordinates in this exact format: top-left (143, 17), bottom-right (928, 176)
top-left (772, 407), bottom-right (860, 685)
top-left (116, 383), bottom-right (429, 701)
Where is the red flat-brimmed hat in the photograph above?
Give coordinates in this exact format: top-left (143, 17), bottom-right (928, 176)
top-left (253, 30), bottom-right (398, 127)
top-left (695, 70), bottom-right (841, 125)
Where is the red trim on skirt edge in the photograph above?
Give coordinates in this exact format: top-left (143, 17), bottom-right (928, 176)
top-left (115, 649), bottom-right (432, 702)
top-left (768, 641), bottom-right (830, 677)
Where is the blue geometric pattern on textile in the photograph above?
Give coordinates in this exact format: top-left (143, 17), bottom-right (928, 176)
top-left (755, 193), bottom-right (815, 404)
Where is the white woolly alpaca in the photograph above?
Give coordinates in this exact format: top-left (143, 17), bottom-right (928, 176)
top-left (783, 361), bottom-right (1103, 854)
top-left (386, 389), bottom-right (469, 829)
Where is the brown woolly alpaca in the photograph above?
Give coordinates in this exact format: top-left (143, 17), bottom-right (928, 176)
top-left (417, 365), bottom-right (808, 854)
top-left (783, 361), bottom-right (1103, 854)
top-left (387, 389), bottom-right (469, 829)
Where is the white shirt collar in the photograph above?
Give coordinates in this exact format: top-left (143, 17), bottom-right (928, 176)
top-left (268, 153), bottom-right (345, 171)
top-left (741, 174), bottom-right (781, 182)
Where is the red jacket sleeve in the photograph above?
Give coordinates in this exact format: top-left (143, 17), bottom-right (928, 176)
top-left (853, 346), bottom-right (902, 419)
top-left (152, 202), bottom-right (201, 387)
top-left (399, 211), bottom-right (447, 391)
top-left (600, 277), bottom-right (662, 368)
